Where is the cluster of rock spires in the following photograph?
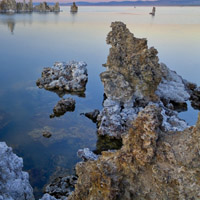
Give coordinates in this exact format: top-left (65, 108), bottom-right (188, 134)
top-left (0, 0), bottom-right (60, 13)
top-left (1, 21), bottom-right (200, 200)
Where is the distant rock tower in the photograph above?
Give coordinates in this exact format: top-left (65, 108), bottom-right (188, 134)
top-left (22, 0), bottom-right (26, 11)
top-left (70, 2), bottom-right (78, 12)
top-left (28, 0), bottom-right (33, 11)
top-left (149, 7), bottom-right (156, 16)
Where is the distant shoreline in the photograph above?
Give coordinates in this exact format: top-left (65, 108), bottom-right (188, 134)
top-left (58, 5), bottom-right (200, 7)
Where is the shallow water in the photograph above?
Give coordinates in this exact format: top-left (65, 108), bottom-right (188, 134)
top-left (0, 6), bottom-right (200, 198)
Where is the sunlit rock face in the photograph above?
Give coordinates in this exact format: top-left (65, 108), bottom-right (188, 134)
top-left (0, 142), bottom-right (34, 200)
top-left (104, 21), bottom-right (162, 102)
top-left (68, 105), bottom-right (200, 200)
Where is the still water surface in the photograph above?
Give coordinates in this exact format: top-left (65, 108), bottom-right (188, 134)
top-left (0, 6), bottom-right (200, 198)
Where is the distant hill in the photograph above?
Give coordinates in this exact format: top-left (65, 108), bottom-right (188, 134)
top-left (62, 0), bottom-right (200, 6)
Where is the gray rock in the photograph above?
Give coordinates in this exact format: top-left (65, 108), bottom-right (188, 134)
top-left (0, 142), bottom-right (34, 200)
top-left (36, 61), bottom-right (88, 95)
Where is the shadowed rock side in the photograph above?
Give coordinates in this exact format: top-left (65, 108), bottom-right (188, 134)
top-left (68, 105), bottom-right (200, 200)
top-left (0, 142), bottom-right (34, 200)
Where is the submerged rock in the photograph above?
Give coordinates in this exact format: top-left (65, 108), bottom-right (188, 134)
top-left (0, 142), bottom-right (34, 200)
top-left (42, 131), bottom-right (52, 138)
top-left (36, 61), bottom-right (88, 96)
top-left (68, 105), bottom-right (200, 200)
top-left (50, 98), bottom-right (75, 118)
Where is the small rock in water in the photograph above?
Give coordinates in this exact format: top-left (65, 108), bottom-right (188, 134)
top-left (50, 98), bottom-right (75, 118)
top-left (83, 109), bottom-right (100, 123)
top-left (42, 131), bottom-right (52, 138)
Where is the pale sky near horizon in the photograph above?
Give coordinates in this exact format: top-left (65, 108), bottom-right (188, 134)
top-left (20, 0), bottom-right (158, 3)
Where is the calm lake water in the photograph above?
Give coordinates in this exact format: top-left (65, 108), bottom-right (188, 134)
top-left (0, 6), bottom-right (200, 198)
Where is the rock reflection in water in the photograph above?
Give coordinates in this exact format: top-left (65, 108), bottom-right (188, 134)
top-left (0, 109), bottom-right (11, 130)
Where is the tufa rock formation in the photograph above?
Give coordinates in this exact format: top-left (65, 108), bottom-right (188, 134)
top-left (150, 6), bottom-right (156, 16)
top-left (70, 2), bottom-right (78, 13)
top-left (97, 22), bottom-right (189, 138)
top-left (33, 2), bottom-right (60, 12)
top-left (64, 22), bottom-right (200, 200)
top-left (0, 0), bottom-right (59, 13)
top-left (68, 105), bottom-right (200, 200)
top-left (104, 21), bottom-right (162, 102)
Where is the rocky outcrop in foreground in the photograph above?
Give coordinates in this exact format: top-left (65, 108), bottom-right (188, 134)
top-left (0, 142), bottom-right (34, 200)
top-left (68, 105), bottom-right (200, 200)
top-left (36, 61), bottom-right (88, 96)
top-left (0, 0), bottom-right (60, 13)
top-left (65, 22), bottom-right (200, 200)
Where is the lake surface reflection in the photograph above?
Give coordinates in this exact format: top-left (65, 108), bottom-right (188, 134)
top-left (0, 6), bottom-right (200, 198)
